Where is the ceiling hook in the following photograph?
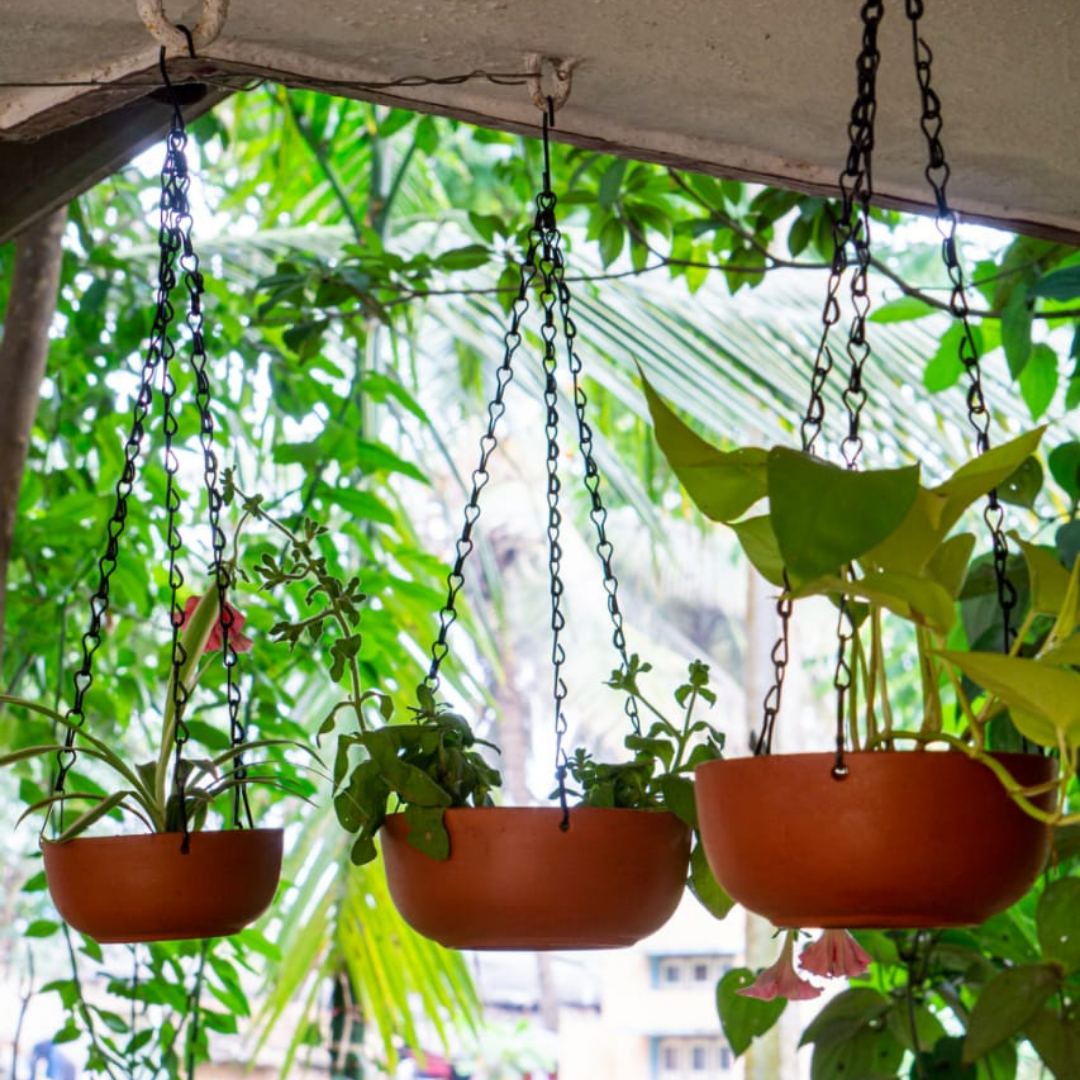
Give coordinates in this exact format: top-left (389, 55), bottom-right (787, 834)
top-left (136, 0), bottom-right (229, 54)
top-left (525, 53), bottom-right (577, 116)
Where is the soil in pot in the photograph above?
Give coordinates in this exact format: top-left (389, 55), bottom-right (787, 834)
top-left (694, 751), bottom-right (1055, 929)
top-left (42, 829), bottom-right (284, 943)
top-left (382, 806), bottom-right (691, 949)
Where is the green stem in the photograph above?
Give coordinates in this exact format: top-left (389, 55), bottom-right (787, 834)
top-left (62, 924), bottom-right (125, 1080)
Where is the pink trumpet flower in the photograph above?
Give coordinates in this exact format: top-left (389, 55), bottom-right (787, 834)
top-left (736, 930), bottom-right (823, 1001)
top-left (180, 595), bottom-right (254, 654)
top-left (799, 928), bottom-right (873, 979)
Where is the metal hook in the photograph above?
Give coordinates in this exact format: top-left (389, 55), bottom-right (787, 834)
top-left (136, 0), bottom-right (229, 54)
top-left (525, 53), bottom-right (576, 115)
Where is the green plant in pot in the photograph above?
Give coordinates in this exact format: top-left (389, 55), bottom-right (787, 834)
top-left (641, 370), bottom-right (1062, 931)
top-left (0, 576), bottom-right (314, 944)
top-left (0, 77), bottom-right (323, 945)
top-left (263, 505), bottom-right (735, 950)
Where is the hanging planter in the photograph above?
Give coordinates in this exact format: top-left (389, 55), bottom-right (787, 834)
top-left (0, 54), bottom-right (307, 943)
top-left (321, 92), bottom-right (731, 950)
top-left (381, 807), bottom-right (690, 949)
top-left (42, 830), bottom-right (284, 943)
top-left (636, 1), bottom-right (1069, 933)
top-left (695, 751), bottom-right (1056, 929)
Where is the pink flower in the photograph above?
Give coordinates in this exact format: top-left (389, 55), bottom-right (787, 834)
top-left (799, 929), bottom-right (872, 979)
top-left (180, 595), bottom-right (254, 653)
top-left (737, 930), bottom-right (823, 1001)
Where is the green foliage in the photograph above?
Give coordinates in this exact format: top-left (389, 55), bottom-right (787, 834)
top-left (332, 689), bottom-right (502, 865)
top-left (566, 655), bottom-right (732, 918)
top-left (715, 967), bottom-right (786, 1055)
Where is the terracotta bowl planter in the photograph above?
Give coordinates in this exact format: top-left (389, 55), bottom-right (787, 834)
top-left (382, 806), bottom-right (691, 949)
top-left (694, 751), bottom-right (1055, 929)
top-left (42, 829), bottom-right (284, 943)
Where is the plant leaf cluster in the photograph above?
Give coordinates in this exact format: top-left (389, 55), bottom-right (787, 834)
top-left (566, 655), bottom-right (734, 918)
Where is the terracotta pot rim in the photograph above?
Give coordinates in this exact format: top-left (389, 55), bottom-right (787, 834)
top-left (695, 748), bottom-right (1052, 770)
top-left (40, 827), bottom-right (284, 850)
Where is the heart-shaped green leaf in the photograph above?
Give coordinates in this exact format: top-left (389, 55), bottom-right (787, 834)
top-left (767, 448), bottom-right (919, 584)
top-left (940, 651), bottom-right (1080, 747)
top-left (716, 968), bottom-right (786, 1056)
top-left (641, 370), bottom-right (768, 522)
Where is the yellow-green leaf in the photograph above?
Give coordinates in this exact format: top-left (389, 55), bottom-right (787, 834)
top-left (1017, 538), bottom-right (1074, 616)
top-left (640, 370), bottom-right (768, 521)
top-left (728, 515), bottom-right (785, 586)
top-left (940, 651), bottom-right (1080, 747)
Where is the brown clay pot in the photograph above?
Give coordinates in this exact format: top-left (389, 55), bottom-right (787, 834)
top-left (694, 751), bottom-right (1055, 929)
top-left (381, 806), bottom-right (691, 949)
top-left (42, 829), bottom-right (284, 943)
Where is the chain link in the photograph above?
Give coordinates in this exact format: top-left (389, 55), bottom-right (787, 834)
top-left (904, 0), bottom-right (1016, 650)
top-left (752, 573), bottom-right (793, 755)
top-left (423, 243), bottom-right (536, 690)
top-left (554, 223), bottom-right (641, 739)
top-left (801, 0), bottom-right (884, 456)
top-left (55, 60), bottom-right (248, 840)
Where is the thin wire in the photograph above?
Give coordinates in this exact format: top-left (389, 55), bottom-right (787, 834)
top-left (0, 68), bottom-right (533, 91)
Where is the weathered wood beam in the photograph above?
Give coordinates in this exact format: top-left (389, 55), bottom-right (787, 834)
top-left (0, 87), bottom-right (229, 245)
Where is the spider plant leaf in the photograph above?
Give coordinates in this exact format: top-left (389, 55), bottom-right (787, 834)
top-left (53, 790), bottom-right (141, 842)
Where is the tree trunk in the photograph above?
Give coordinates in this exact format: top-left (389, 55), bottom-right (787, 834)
top-left (0, 205), bottom-right (67, 674)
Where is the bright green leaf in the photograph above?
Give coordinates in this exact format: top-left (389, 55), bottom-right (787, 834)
top-left (767, 448), bottom-right (919, 584)
top-left (1019, 343), bottom-right (1059, 420)
top-left (641, 370), bottom-right (768, 521)
top-left (940, 651), bottom-right (1080, 747)
top-left (688, 842), bottom-right (735, 919)
top-left (715, 968), bottom-right (786, 1056)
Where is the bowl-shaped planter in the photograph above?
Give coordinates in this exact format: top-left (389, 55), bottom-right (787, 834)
top-left (42, 829), bottom-right (284, 943)
top-left (694, 751), bottom-right (1055, 929)
top-left (382, 806), bottom-right (691, 949)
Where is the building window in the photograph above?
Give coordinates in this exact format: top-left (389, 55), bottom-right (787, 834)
top-left (692, 961), bottom-right (710, 982)
top-left (655, 1037), bottom-right (735, 1080)
top-left (662, 961), bottom-right (682, 985)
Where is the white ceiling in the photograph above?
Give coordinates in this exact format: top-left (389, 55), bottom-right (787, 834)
top-left (2, 0), bottom-right (1079, 242)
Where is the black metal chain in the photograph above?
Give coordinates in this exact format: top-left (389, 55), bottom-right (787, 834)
top-left (180, 121), bottom-right (252, 830)
top-left (552, 177), bottom-right (641, 737)
top-left (801, 0), bottom-right (884, 456)
top-left (54, 53), bottom-right (248, 841)
top-left (751, 573), bottom-right (793, 755)
top-left (53, 63), bottom-right (194, 807)
top-left (535, 110), bottom-right (572, 822)
top-left (423, 101), bottom-right (639, 821)
top-left (422, 238), bottom-right (537, 691)
top-left (903, 0), bottom-right (1017, 652)
top-left (762, 0), bottom-right (882, 765)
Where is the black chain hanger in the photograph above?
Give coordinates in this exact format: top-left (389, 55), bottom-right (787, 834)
top-left (422, 97), bottom-right (639, 825)
top-left (55, 47), bottom-right (251, 846)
